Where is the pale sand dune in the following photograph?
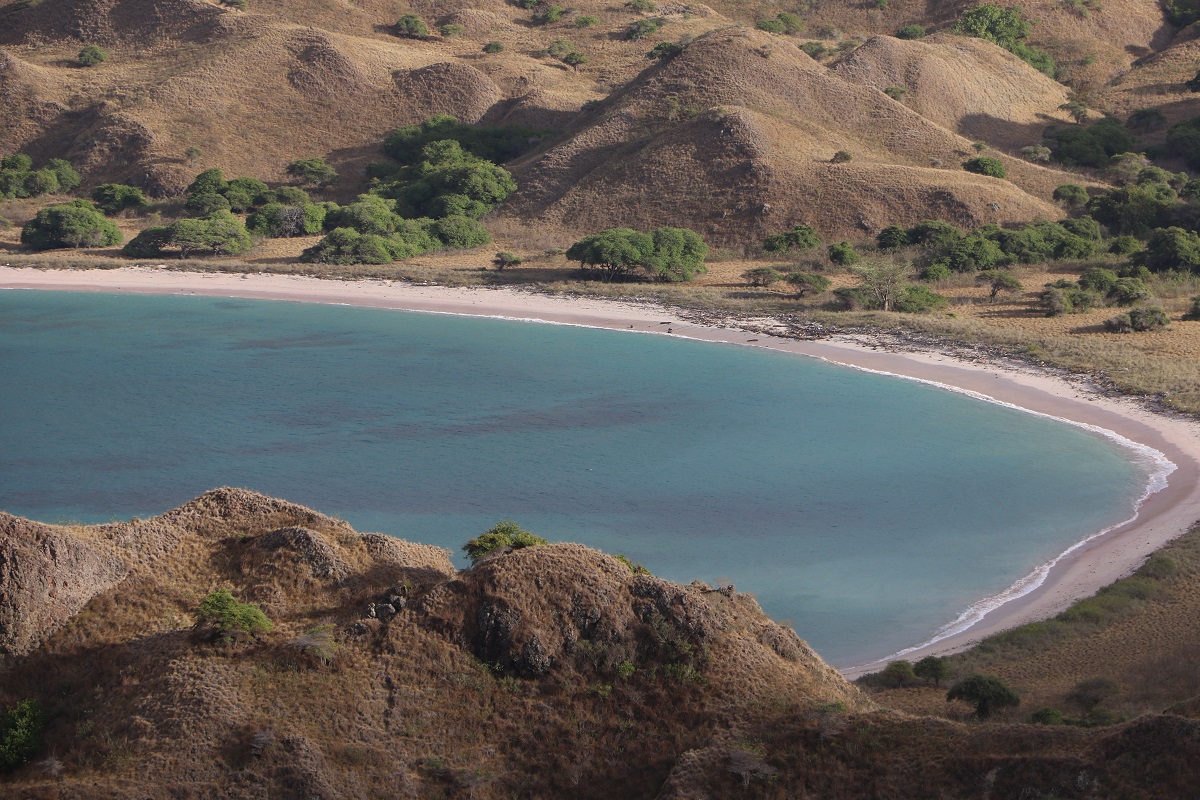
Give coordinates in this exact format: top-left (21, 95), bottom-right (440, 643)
top-left (4, 265), bottom-right (1199, 677)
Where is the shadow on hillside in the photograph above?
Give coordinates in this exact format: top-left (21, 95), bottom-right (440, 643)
top-left (958, 113), bottom-right (1062, 151)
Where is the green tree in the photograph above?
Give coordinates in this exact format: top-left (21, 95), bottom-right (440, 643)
top-left (627, 17), bottom-right (664, 40)
top-left (532, 5), bottom-right (565, 23)
top-left (21, 200), bottom-right (122, 250)
top-left (743, 266), bottom-right (783, 286)
top-left (1077, 266), bottom-right (1119, 294)
top-left (198, 589), bottom-right (273, 641)
top-left (763, 225), bottom-right (820, 253)
top-left (567, 227), bottom-right (655, 281)
top-left (1087, 185), bottom-right (1175, 236)
top-left (876, 225), bottom-right (911, 249)
top-left (1143, 226), bottom-right (1200, 273)
top-left (23, 168), bottom-right (59, 196)
top-left (1052, 184), bottom-right (1088, 207)
top-left (77, 45), bottom-right (108, 66)
top-left (850, 260), bottom-right (909, 311)
top-left (186, 167), bottom-right (227, 196)
top-left (896, 24), bottom-right (926, 38)
top-left (894, 284), bottom-right (947, 312)
top-left (913, 655), bottom-right (950, 686)
top-left (648, 41), bottom-right (684, 59)
top-left (881, 660), bottom-right (917, 688)
top-left (92, 183), bottom-right (148, 215)
top-left (483, 40), bottom-right (505, 54)
top-left (46, 159), bottom-right (80, 192)
top-left (247, 202), bottom-right (326, 237)
top-left (977, 270), bottom-right (1023, 298)
top-left (756, 17), bottom-right (786, 33)
top-left (0, 700), bottom-right (44, 773)
top-left (648, 226), bottom-right (707, 281)
top-left (394, 14), bottom-right (429, 37)
top-left (562, 50), bottom-right (589, 69)
top-left (286, 157), bottom-right (339, 187)
top-left (786, 272), bottom-right (831, 296)
top-left (828, 241), bottom-right (860, 266)
top-left (946, 674), bottom-right (1020, 717)
top-left (463, 521), bottom-right (548, 564)
top-left (963, 156), bottom-right (1006, 178)
top-left (431, 214), bottom-right (491, 248)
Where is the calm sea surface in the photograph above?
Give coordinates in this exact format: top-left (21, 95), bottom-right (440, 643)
top-left (0, 290), bottom-right (1149, 666)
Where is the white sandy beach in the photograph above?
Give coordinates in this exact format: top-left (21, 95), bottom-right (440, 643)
top-left (4, 265), bottom-right (1199, 677)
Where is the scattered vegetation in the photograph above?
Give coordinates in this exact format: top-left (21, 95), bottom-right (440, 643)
top-left (462, 520), bottom-right (548, 564)
top-left (197, 588), bottom-right (273, 642)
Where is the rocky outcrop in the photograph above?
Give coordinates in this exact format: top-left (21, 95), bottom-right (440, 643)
top-left (0, 514), bottom-right (127, 658)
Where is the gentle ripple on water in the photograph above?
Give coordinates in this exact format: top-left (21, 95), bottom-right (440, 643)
top-left (0, 290), bottom-right (1152, 666)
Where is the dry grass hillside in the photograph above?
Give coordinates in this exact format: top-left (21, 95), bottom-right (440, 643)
top-left (2, 0), bottom-right (1188, 245)
top-left (3, 491), bottom-right (1200, 797)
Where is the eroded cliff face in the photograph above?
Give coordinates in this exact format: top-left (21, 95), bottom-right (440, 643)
top-left (0, 514), bottom-right (127, 658)
top-left (2, 490), bottom-right (1199, 799)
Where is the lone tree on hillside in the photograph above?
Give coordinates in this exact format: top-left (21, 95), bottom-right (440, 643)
top-left (946, 674), bottom-right (1019, 718)
top-left (286, 157), bottom-right (339, 187)
top-left (198, 589), bottom-right (273, 642)
top-left (463, 521), bottom-right (548, 564)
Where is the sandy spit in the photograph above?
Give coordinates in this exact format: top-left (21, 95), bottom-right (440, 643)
top-left (3, 265), bottom-right (1199, 677)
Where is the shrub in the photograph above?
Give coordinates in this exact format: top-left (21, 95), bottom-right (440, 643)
top-left (1145, 227), bottom-right (1200, 273)
top-left (1020, 145), bottom-right (1051, 162)
top-left (876, 225), bottom-right (910, 249)
top-left (0, 700), bottom-right (44, 773)
top-left (1086, 185), bottom-right (1175, 236)
top-left (185, 191), bottom-right (231, 216)
top-left (532, 5), bottom-right (566, 24)
top-left (1052, 185), bottom-right (1088, 209)
top-left (286, 157), bottom-right (338, 187)
top-left (786, 271), bottom-right (831, 296)
top-left (756, 18), bottom-right (786, 33)
top-left (828, 241), bottom-right (860, 266)
top-left (247, 203), bottom-right (326, 237)
top-left (562, 50), bottom-right (589, 69)
top-left (394, 14), bottom-right (429, 37)
top-left (440, 23), bottom-right (465, 36)
top-left (963, 156), bottom-right (1005, 178)
top-left (432, 215), bottom-right (491, 248)
top-left (648, 41), bottom-right (684, 59)
top-left (800, 41), bottom-right (827, 59)
top-left (946, 674), bottom-right (1019, 717)
top-left (743, 266), bottom-right (782, 286)
top-left (1109, 235), bottom-right (1141, 255)
top-left (954, 3), bottom-right (1054, 74)
top-left (1109, 277), bottom-right (1150, 305)
top-left (830, 150), bottom-right (852, 163)
top-left (493, 251), bottom-right (523, 269)
top-left (1183, 296), bottom-right (1200, 321)
top-left (896, 24), bottom-right (926, 38)
top-left (920, 262), bottom-right (951, 281)
top-left (883, 86), bottom-right (906, 101)
top-left (977, 269), bottom-right (1023, 298)
top-left (575, 14), bottom-right (599, 26)
top-left (763, 225), bottom-right (820, 252)
top-left (1104, 307), bottom-right (1169, 332)
top-left (627, 17), bottom-right (664, 39)
top-left (625, 0), bottom-right (656, 10)
top-left (908, 219), bottom-right (962, 247)
top-left (21, 200), bottom-right (122, 250)
top-left (77, 45), bottom-right (108, 66)
top-left (776, 12), bottom-right (804, 33)
top-left (1031, 707), bottom-right (1064, 725)
top-left (933, 235), bottom-right (1007, 272)
top-left (1059, 216), bottom-right (1102, 241)
top-left (198, 589), bottom-right (273, 641)
top-left (463, 521), bottom-right (548, 564)
top-left (894, 284), bottom-right (947, 312)
top-left (91, 183), bottom-right (148, 216)
top-left (23, 168), bottom-right (59, 196)
top-left (1078, 267), bottom-right (1119, 294)
top-left (483, 40), bottom-right (505, 53)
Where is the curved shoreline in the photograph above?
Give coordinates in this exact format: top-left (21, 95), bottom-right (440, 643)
top-left (4, 265), bottom-right (1200, 675)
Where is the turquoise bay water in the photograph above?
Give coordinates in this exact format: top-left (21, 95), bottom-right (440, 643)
top-left (0, 290), bottom-right (1149, 666)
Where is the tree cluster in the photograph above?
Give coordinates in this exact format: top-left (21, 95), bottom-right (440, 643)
top-left (21, 200), bottom-right (121, 250)
top-left (0, 154), bottom-right (80, 200)
top-left (123, 210), bottom-right (252, 258)
top-left (954, 3), bottom-right (1055, 76)
top-left (566, 226), bottom-right (708, 281)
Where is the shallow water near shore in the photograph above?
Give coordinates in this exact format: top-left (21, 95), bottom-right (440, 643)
top-left (0, 290), bottom-right (1152, 666)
